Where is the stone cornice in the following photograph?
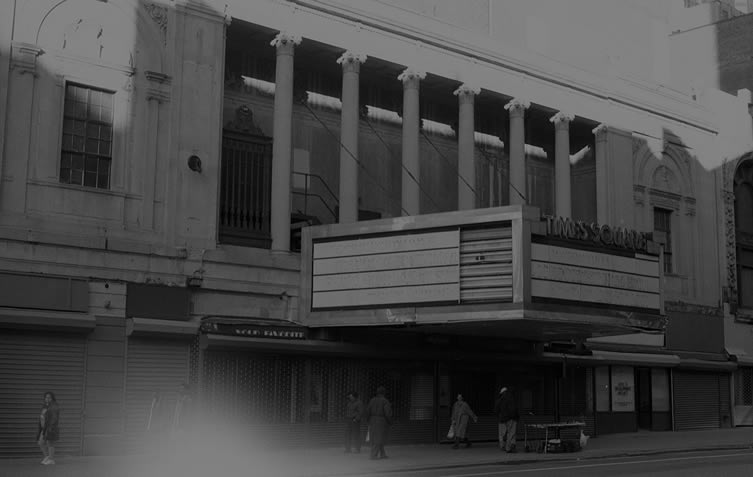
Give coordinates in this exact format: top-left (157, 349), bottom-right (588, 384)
top-left (281, 0), bottom-right (716, 134)
top-left (145, 71), bottom-right (171, 84)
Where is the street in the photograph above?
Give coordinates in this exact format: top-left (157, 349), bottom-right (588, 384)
top-left (361, 450), bottom-right (753, 477)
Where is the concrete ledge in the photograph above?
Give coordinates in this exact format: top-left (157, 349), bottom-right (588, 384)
top-left (0, 307), bottom-right (95, 332)
top-left (126, 317), bottom-right (199, 338)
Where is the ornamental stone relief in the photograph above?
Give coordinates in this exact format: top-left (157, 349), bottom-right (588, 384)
top-left (144, 3), bottom-right (168, 45)
top-left (723, 159), bottom-right (738, 304)
top-left (225, 105), bottom-right (266, 136)
top-left (651, 165), bottom-right (680, 194)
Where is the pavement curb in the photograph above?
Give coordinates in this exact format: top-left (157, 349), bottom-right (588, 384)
top-left (312, 444), bottom-right (753, 477)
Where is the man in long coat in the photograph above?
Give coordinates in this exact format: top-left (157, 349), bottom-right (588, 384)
top-left (494, 386), bottom-right (519, 452)
top-left (451, 393), bottom-right (477, 449)
top-left (363, 386), bottom-right (392, 460)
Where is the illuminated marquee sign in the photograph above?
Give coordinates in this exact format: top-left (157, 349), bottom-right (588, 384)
top-left (543, 215), bottom-right (649, 252)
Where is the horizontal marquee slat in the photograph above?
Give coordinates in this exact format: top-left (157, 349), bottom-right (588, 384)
top-left (531, 279), bottom-right (661, 310)
top-left (312, 283), bottom-right (459, 309)
top-left (531, 243), bottom-right (659, 277)
top-left (531, 261), bottom-right (659, 293)
top-left (313, 230), bottom-right (459, 259)
top-left (313, 248), bottom-right (459, 275)
top-left (313, 265), bottom-right (459, 292)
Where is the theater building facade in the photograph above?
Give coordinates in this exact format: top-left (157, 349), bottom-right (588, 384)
top-left (0, 0), bottom-right (752, 456)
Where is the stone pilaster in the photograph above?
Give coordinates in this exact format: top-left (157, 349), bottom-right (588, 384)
top-left (550, 111), bottom-right (575, 218)
top-left (398, 67), bottom-right (425, 216)
top-left (270, 31), bottom-right (301, 251)
top-left (505, 98), bottom-right (530, 205)
top-left (454, 83), bottom-right (480, 210)
top-left (336, 51), bottom-right (366, 223)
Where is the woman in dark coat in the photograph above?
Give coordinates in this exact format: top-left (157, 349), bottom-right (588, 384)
top-left (38, 391), bottom-right (59, 465)
top-left (363, 386), bottom-right (392, 460)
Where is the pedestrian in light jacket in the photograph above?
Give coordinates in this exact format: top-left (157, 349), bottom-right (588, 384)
top-left (363, 386), bottom-right (392, 460)
top-left (451, 393), bottom-right (478, 449)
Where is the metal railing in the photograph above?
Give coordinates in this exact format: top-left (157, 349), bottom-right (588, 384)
top-left (292, 171), bottom-right (339, 223)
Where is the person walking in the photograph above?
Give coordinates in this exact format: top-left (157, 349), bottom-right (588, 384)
top-left (450, 393), bottom-right (478, 449)
top-left (172, 383), bottom-right (193, 433)
top-left (38, 391), bottom-right (60, 465)
top-left (494, 386), bottom-right (519, 453)
top-left (344, 391), bottom-right (364, 453)
top-left (363, 386), bottom-right (392, 460)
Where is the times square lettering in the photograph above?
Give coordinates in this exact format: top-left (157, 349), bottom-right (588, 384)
top-left (543, 215), bottom-right (649, 252)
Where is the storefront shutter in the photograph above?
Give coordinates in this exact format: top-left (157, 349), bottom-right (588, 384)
top-left (0, 331), bottom-right (86, 457)
top-left (459, 227), bottom-right (513, 302)
top-left (673, 371), bottom-right (721, 430)
top-left (124, 338), bottom-right (189, 452)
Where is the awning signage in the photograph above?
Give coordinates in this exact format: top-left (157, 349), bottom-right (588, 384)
top-left (201, 321), bottom-right (307, 340)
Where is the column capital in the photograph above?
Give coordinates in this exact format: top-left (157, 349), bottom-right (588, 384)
top-left (397, 67), bottom-right (426, 83)
top-left (10, 42), bottom-right (44, 76)
top-left (453, 83), bottom-right (481, 97)
top-left (270, 31), bottom-right (302, 48)
top-left (549, 111), bottom-right (575, 125)
top-left (504, 98), bottom-right (530, 115)
top-left (337, 50), bottom-right (367, 66)
top-left (592, 123), bottom-right (609, 140)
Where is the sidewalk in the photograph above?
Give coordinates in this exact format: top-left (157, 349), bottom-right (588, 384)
top-left (1, 427), bottom-right (752, 477)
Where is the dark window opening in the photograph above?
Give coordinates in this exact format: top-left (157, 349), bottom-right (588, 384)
top-left (60, 83), bottom-right (113, 189)
top-left (654, 207), bottom-right (673, 274)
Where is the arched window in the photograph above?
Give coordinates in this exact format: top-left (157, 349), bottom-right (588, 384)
top-left (734, 160), bottom-right (753, 308)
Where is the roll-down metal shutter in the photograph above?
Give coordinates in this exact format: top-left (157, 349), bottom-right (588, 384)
top-left (0, 332), bottom-right (86, 457)
top-left (124, 338), bottom-right (189, 452)
top-left (673, 371), bottom-right (721, 430)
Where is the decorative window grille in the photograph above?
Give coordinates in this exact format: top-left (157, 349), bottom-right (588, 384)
top-left (735, 368), bottom-right (753, 406)
top-left (60, 83), bottom-right (113, 189)
top-left (219, 132), bottom-right (272, 248)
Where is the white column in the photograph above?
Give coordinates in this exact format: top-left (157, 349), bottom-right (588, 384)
top-left (2, 43), bottom-right (42, 211)
top-left (505, 98), bottom-right (530, 206)
top-left (593, 123), bottom-right (609, 225)
top-left (144, 71), bottom-right (171, 231)
top-left (270, 32), bottom-right (301, 252)
top-left (550, 111), bottom-right (575, 218)
top-left (398, 67), bottom-right (425, 216)
top-left (336, 51), bottom-right (366, 223)
top-left (454, 83), bottom-right (480, 210)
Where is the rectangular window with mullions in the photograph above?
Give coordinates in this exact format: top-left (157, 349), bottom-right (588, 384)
top-left (653, 207), bottom-right (673, 274)
top-left (60, 83), bottom-right (114, 189)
